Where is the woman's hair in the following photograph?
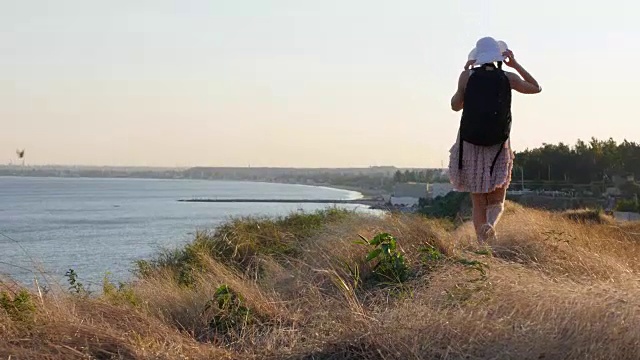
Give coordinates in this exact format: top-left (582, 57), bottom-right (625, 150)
top-left (480, 61), bottom-right (503, 69)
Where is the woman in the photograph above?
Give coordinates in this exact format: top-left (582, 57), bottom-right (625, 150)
top-left (448, 37), bottom-right (541, 243)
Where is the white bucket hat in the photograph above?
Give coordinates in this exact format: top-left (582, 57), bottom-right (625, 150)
top-left (468, 37), bottom-right (509, 65)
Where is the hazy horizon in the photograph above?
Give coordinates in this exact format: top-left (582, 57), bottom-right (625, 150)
top-left (0, 162), bottom-right (430, 170)
top-left (3, 1), bottom-right (639, 168)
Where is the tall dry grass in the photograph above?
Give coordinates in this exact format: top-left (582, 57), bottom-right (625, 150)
top-left (2, 204), bottom-right (640, 359)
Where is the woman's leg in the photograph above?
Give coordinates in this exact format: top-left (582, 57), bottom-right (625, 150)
top-left (486, 186), bottom-right (507, 230)
top-left (471, 193), bottom-right (488, 241)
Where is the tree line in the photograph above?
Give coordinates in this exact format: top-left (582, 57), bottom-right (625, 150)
top-left (513, 137), bottom-right (640, 185)
top-left (393, 169), bottom-right (449, 184)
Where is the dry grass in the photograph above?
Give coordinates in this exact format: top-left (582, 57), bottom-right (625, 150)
top-left (2, 204), bottom-right (640, 359)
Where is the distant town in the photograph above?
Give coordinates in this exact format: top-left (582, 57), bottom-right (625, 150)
top-left (0, 164), bottom-right (448, 197)
top-left (5, 136), bottom-right (640, 218)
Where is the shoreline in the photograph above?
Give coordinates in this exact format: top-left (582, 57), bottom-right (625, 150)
top-left (0, 174), bottom-right (387, 199)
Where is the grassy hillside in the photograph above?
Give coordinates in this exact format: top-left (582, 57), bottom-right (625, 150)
top-left (2, 205), bottom-right (640, 359)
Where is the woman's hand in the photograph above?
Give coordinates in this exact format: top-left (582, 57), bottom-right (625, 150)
top-left (502, 49), bottom-right (542, 94)
top-left (502, 50), bottom-right (519, 68)
top-left (464, 59), bottom-right (476, 70)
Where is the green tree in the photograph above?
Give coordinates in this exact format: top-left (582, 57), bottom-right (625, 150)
top-left (513, 137), bottom-right (640, 186)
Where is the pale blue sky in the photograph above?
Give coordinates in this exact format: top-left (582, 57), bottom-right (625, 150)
top-left (2, 1), bottom-right (639, 167)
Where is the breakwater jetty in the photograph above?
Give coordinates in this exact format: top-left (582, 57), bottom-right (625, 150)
top-left (178, 198), bottom-right (382, 207)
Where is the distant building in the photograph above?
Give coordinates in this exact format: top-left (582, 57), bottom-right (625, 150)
top-left (605, 187), bottom-right (622, 196)
top-left (393, 182), bottom-right (428, 198)
top-left (388, 182), bottom-right (454, 207)
top-left (612, 173), bottom-right (635, 187)
top-left (390, 197), bottom-right (421, 207)
top-left (390, 182), bottom-right (428, 207)
top-left (428, 183), bottom-right (454, 199)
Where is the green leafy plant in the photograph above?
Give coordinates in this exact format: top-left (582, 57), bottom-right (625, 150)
top-left (203, 284), bottom-right (252, 335)
top-left (65, 269), bottom-right (88, 295)
top-left (456, 258), bottom-right (489, 282)
top-left (344, 262), bottom-right (361, 289)
top-left (418, 243), bottom-right (446, 272)
top-left (357, 233), bottom-right (408, 283)
top-left (102, 273), bottom-right (140, 307)
top-left (0, 290), bottom-right (36, 322)
top-left (474, 248), bottom-right (492, 256)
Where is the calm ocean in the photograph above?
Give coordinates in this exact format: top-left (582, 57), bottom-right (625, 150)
top-left (0, 176), bottom-right (367, 288)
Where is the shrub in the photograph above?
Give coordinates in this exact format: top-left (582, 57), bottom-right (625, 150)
top-left (136, 208), bottom-right (353, 286)
top-left (203, 284), bottom-right (254, 337)
top-left (418, 244), bottom-right (445, 271)
top-left (0, 289), bottom-right (36, 322)
top-left (420, 192), bottom-right (470, 220)
top-left (103, 274), bottom-right (140, 307)
top-left (616, 198), bottom-right (639, 212)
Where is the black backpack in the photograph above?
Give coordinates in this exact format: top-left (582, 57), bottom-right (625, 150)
top-left (458, 63), bottom-right (512, 175)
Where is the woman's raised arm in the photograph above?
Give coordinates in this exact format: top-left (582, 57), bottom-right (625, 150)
top-left (451, 70), bottom-right (470, 111)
